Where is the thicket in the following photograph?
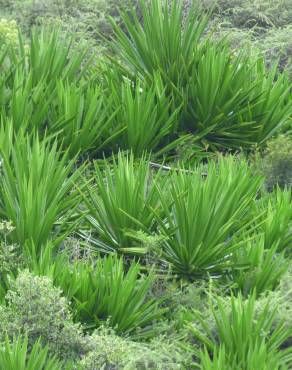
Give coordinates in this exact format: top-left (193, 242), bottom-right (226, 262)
top-left (0, 0), bottom-right (291, 369)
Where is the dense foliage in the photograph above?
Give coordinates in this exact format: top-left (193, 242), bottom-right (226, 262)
top-left (0, 0), bottom-right (291, 369)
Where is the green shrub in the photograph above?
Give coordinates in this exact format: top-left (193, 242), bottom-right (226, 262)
top-left (111, 0), bottom-right (292, 152)
top-left (48, 254), bottom-right (165, 337)
top-left (190, 292), bottom-right (292, 369)
top-left (205, 0), bottom-right (292, 29)
top-left (0, 270), bottom-right (88, 360)
top-left (49, 80), bottom-right (120, 158)
top-left (81, 153), bottom-right (166, 255)
top-left (79, 327), bottom-right (185, 370)
top-left (110, 76), bottom-right (182, 157)
top-left (252, 188), bottom-right (292, 254)
top-left (0, 135), bottom-right (82, 256)
top-left (154, 156), bottom-right (262, 278)
top-left (254, 269), bottom-right (292, 337)
top-left (257, 135), bottom-right (292, 191)
top-left (0, 19), bottom-right (18, 47)
top-left (256, 25), bottom-right (292, 76)
top-left (110, 0), bottom-right (209, 87)
top-left (7, 0), bottom-right (140, 45)
top-left (0, 335), bottom-right (64, 370)
top-left (228, 234), bottom-right (288, 296)
top-left (199, 343), bottom-right (286, 370)
top-left (0, 29), bottom-right (88, 135)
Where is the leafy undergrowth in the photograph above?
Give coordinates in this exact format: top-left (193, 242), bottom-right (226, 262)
top-left (0, 0), bottom-right (291, 369)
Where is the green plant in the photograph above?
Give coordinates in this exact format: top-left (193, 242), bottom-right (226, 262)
top-left (0, 135), bottom-right (82, 258)
top-left (184, 45), bottom-right (292, 150)
top-left (50, 255), bottom-right (164, 336)
top-left (256, 25), bottom-right (292, 76)
top-left (0, 335), bottom-right (64, 370)
top-left (0, 270), bottom-right (88, 360)
top-left (258, 135), bottom-right (292, 190)
top-left (227, 234), bottom-right (288, 296)
top-left (79, 327), bottom-right (185, 370)
top-left (0, 19), bottom-right (18, 47)
top-left (253, 188), bottom-right (292, 254)
top-left (198, 343), bottom-right (287, 370)
top-left (254, 269), bottom-right (292, 337)
top-left (190, 292), bottom-right (292, 369)
top-left (110, 76), bottom-right (183, 157)
top-left (49, 80), bottom-right (120, 157)
top-left (0, 28), bottom-right (89, 135)
top-left (0, 240), bottom-right (23, 302)
top-left (18, 28), bottom-right (87, 86)
top-left (81, 153), bottom-right (165, 255)
top-left (111, 0), bottom-right (292, 151)
top-left (110, 0), bottom-right (209, 85)
top-left (154, 156), bottom-right (262, 278)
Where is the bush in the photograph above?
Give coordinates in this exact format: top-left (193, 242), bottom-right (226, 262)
top-left (257, 135), bottom-right (292, 191)
top-left (254, 269), bottom-right (292, 340)
top-left (7, 0), bottom-right (140, 47)
top-left (256, 25), bottom-right (292, 76)
top-left (227, 234), bottom-right (288, 296)
top-left (0, 19), bottom-right (18, 46)
top-left (81, 153), bottom-right (166, 255)
top-left (0, 270), bottom-right (88, 360)
top-left (203, 0), bottom-right (292, 29)
top-left (48, 254), bottom-right (165, 337)
top-left (0, 135), bottom-right (82, 256)
top-left (111, 0), bottom-right (292, 151)
top-left (0, 221), bottom-right (22, 302)
top-left (190, 292), bottom-right (292, 369)
top-left (79, 327), bottom-right (185, 370)
top-left (252, 188), bottom-right (292, 255)
top-left (0, 335), bottom-right (64, 370)
top-left (154, 156), bottom-right (262, 278)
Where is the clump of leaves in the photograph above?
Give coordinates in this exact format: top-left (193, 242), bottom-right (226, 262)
top-left (81, 153), bottom-right (166, 255)
top-left (0, 19), bottom-right (18, 47)
top-left (111, 0), bottom-right (292, 151)
top-left (0, 135), bottom-right (83, 257)
top-left (257, 135), bottom-right (292, 191)
top-left (190, 292), bottom-right (292, 369)
top-left (48, 254), bottom-right (165, 337)
top-left (79, 326), bottom-right (186, 370)
top-left (227, 234), bottom-right (288, 297)
top-left (0, 270), bottom-right (88, 360)
top-left (252, 188), bottom-right (292, 255)
top-left (155, 156), bottom-right (262, 278)
top-left (0, 335), bottom-right (64, 370)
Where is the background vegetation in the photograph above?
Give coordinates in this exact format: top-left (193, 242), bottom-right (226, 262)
top-left (0, 0), bottom-right (291, 369)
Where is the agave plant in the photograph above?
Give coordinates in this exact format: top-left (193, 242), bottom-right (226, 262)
top-left (48, 80), bottom-right (121, 157)
top-left (13, 28), bottom-right (87, 86)
top-left (45, 254), bottom-right (164, 336)
top-left (1, 69), bottom-right (53, 133)
top-left (80, 153), bottom-right (166, 255)
top-left (0, 335), bottom-right (64, 370)
top-left (110, 0), bottom-right (208, 85)
top-left (0, 134), bottom-right (83, 257)
top-left (0, 27), bottom-right (90, 135)
top-left (253, 188), bottom-right (292, 254)
top-left (154, 156), bottom-right (262, 278)
top-left (110, 76), bottom-right (183, 157)
top-left (199, 343), bottom-right (288, 370)
top-left (249, 62), bottom-right (292, 144)
top-left (227, 234), bottom-right (288, 297)
top-left (111, 0), bottom-right (292, 151)
top-left (184, 46), bottom-right (292, 150)
top-left (191, 293), bottom-right (292, 369)
top-left (184, 45), bottom-right (260, 150)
